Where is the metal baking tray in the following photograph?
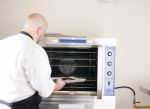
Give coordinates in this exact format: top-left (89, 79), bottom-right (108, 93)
top-left (52, 77), bottom-right (86, 84)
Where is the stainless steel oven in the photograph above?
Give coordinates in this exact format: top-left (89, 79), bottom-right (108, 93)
top-left (39, 36), bottom-right (116, 109)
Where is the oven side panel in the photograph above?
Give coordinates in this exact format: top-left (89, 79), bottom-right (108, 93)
top-left (103, 46), bottom-right (115, 96)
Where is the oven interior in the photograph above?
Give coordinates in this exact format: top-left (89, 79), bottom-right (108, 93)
top-left (44, 47), bottom-right (98, 92)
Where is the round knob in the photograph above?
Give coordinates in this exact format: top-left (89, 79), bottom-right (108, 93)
top-left (107, 62), bottom-right (112, 66)
top-left (107, 52), bottom-right (112, 56)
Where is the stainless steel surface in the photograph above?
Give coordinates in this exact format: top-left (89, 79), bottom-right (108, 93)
top-left (40, 103), bottom-right (93, 109)
top-left (42, 95), bottom-right (97, 103)
top-left (97, 46), bottom-right (103, 99)
top-left (40, 95), bottom-right (96, 109)
top-left (40, 96), bottom-right (116, 109)
top-left (39, 36), bottom-right (116, 109)
top-left (52, 77), bottom-right (86, 84)
top-left (52, 91), bottom-right (97, 96)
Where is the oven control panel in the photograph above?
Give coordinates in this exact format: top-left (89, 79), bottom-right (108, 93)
top-left (104, 46), bottom-right (115, 96)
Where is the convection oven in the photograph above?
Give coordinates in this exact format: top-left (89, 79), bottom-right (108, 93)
top-left (39, 36), bottom-right (116, 109)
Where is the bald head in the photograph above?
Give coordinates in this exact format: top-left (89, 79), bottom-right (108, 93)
top-left (23, 13), bottom-right (48, 43)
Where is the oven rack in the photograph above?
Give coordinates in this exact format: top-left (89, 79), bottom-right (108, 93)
top-left (46, 50), bottom-right (97, 54)
top-left (51, 65), bottom-right (96, 68)
top-left (49, 58), bottom-right (96, 61)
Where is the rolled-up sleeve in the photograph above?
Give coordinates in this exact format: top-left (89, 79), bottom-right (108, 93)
top-left (24, 45), bottom-right (55, 98)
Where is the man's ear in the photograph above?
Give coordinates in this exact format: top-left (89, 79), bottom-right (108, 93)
top-left (37, 27), bottom-right (42, 36)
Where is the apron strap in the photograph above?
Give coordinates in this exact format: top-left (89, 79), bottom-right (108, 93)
top-left (0, 100), bottom-right (12, 107)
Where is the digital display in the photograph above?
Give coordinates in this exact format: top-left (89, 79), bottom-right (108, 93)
top-left (59, 39), bottom-right (86, 44)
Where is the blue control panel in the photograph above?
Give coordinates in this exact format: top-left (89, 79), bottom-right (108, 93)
top-left (104, 46), bottom-right (115, 96)
top-left (59, 39), bottom-right (86, 44)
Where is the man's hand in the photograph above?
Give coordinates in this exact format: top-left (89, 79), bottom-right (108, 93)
top-left (54, 78), bottom-right (66, 91)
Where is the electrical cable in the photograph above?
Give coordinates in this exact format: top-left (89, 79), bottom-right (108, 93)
top-left (115, 86), bottom-right (140, 104)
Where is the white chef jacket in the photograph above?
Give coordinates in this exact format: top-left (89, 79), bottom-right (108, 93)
top-left (0, 33), bottom-right (55, 104)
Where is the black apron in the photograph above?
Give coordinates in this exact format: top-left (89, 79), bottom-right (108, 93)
top-left (0, 92), bottom-right (42, 109)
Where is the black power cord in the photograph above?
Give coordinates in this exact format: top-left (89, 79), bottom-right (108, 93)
top-left (115, 86), bottom-right (140, 104)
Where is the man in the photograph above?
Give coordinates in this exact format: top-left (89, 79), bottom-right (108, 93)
top-left (0, 13), bottom-right (65, 109)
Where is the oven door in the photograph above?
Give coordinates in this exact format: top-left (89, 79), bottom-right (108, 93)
top-left (43, 47), bottom-right (98, 94)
